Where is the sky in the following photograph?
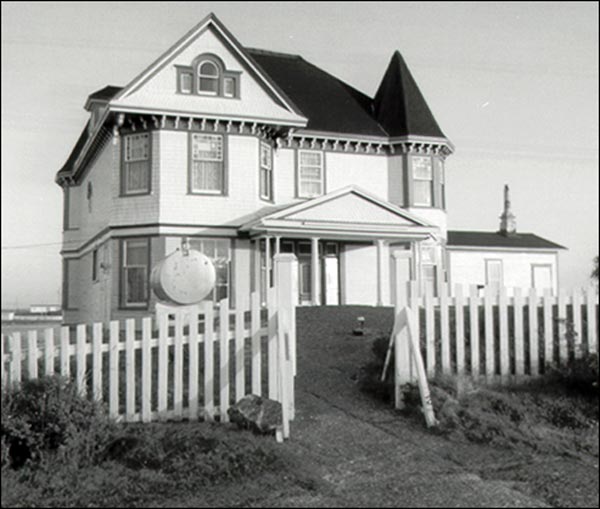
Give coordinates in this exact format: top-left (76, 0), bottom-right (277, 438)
top-left (1, 1), bottom-right (598, 308)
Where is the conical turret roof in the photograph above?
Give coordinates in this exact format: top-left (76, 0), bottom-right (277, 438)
top-left (373, 51), bottom-right (446, 138)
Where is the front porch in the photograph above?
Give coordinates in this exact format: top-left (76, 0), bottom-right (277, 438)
top-left (240, 186), bottom-right (441, 307)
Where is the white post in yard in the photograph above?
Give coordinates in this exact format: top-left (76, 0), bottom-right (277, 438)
top-left (376, 239), bottom-right (386, 307)
top-left (311, 237), bottom-right (320, 305)
top-left (274, 253), bottom-right (298, 426)
top-left (392, 251), bottom-right (412, 409)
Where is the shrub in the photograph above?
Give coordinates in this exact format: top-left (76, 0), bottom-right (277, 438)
top-left (1, 376), bottom-right (115, 469)
top-left (357, 336), bottom-right (394, 402)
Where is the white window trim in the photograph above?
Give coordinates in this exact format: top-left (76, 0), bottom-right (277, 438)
top-left (259, 141), bottom-right (273, 201)
top-left (298, 149), bottom-right (324, 199)
top-left (123, 133), bottom-right (150, 195)
top-left (197, 60), bottom-right (219, 96)
top-left (122, 239), bottom-right (149, 307)
top-left (190, 133), bottom-right (225, 194)
top-left (412, 156), bottom-right (434, 207)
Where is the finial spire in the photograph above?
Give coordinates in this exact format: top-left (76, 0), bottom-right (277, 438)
top-left (499, 184), bottom-right (517, 235)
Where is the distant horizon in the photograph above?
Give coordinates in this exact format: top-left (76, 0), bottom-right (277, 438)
top-left (2, 2), bottom-right (598, 307)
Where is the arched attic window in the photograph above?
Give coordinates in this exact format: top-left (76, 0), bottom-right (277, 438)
top-left (198, 60), bottom-right (220, 95)
top-left (176, 53), bottom-right (240, 98)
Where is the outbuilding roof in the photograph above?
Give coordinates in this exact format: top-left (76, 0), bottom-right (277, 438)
top-left (447, 231), bottom-right (566, 250)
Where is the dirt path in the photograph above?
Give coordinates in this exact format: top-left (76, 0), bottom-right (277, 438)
top-left (258, 306), bottom-right (552, 507)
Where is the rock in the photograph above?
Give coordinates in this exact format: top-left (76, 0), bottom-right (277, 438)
top-left (228, 394), bottom-right (282, 434)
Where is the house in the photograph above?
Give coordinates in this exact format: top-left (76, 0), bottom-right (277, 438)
top-left (55, 13), bottom-right (565, 325)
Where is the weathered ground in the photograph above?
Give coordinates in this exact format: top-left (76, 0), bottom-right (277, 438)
top-left (160, 306), bottom-right (598, 507)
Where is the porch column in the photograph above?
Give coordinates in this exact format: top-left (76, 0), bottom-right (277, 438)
top-left (376, 239), bottom-right (386, 306)
top-left (311, 237), bottom-right (320, 305)
top-left (274, 236), bottom-right (281, 255)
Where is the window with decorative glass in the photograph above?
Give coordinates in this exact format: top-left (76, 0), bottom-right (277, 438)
top-left (190, 134), bottom-right (224, 194)
top-left (123, 133), bottom-right (150, 195)
top-left (121, 239), bottom-right (149, 307)
top-left (189, 238), bottom-right (230, 302)
top-left (412, 156), bottom-right (433, 206)
top-left (259, 142), bottom-right (273, 200)
top-left (298, 150), bottom-right (324, 198)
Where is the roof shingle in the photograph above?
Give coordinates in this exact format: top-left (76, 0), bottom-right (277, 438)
top-left (447, 231), bottom-right (566, 250)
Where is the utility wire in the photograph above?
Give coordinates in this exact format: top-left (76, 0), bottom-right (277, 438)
top-left (1, 239), bottom-right (89, 250)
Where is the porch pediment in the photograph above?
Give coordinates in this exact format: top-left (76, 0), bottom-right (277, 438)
top-left (240, 186), bottom-right (437, 239)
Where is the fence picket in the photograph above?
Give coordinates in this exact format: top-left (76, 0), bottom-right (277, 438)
top-left (455, 284), bottom-right (465, 376)
top-left (586, 287), bottom-right (597, 354)
top-left (440, 283), bottom-right (450, 373)
top-left (424, 286), bottom-right (435, 376)
top-left (60, 327), bottom-right (70, 378)
top-left (557, 290), bottom-right (567, 364)
top-left (141, 317), bottom-right (152, 423)
top-left (409, 280), bottom-right (420, 357)
top-left (125, 319), bottom-right (135, 421)
top-left (203, 301), bottom-right (214, 420)
top-left (484, 286), bottom-right (494, 379)
top-left (174, 312), bottom-right (183, 419)
top-left (188, 308), bottom-right (199, 421)
top-left (109, 321), bottom-right (119, 419)
top-left (251, 292), bottom-right (262, 396)
top-left (469, 285), bottom-right (480, 378)
top-left (514, 288), bottom-right (524, 377)
top-left (235, 299), bottom-right (245, 403)
top-left (10, 333), bottom-right (21, 384)
top-left (158, 313), bottom-right (168, 418)
top-left (28, 331), bottom-right (38, 379)
top-left (44, 329), bottom-right (54, 376)
top-left (528, 289), bottom-right (539, 376)
top-left (219, 299), bottom-right (230, 422)
top-left (572, 290), bottom-right (582, 356)
top-left (76, 325), bottom-right (86, 396)
top-left (543, 289), bottom-right (553, 370)
top-left (499, 287), bottom-right (509, 381)
top-left (92, 323), bottom-right (103, 401)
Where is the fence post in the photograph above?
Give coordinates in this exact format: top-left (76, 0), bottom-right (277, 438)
top-left (392, 251), bottom-right (412, 409)
top-left (274, 253), bottom-right (298, 427)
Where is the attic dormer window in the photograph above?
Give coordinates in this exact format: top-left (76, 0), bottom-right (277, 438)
top-left (176, 54), bottom-right (240, 98)
top-left (198, 61), bottom-right (219, 94)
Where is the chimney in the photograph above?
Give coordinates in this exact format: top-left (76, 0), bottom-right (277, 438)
top-left (499, 185), bottom-right (517, 236)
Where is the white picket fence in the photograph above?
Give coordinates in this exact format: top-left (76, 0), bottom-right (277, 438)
top-left (393, 278), bottom-right (599, 390)
top-left (1, 255), bottom-right (298, 439)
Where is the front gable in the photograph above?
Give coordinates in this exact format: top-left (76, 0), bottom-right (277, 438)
top-left (110, 14), bottom-right (306, 126)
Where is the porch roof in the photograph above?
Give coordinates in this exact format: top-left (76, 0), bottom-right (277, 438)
top-left (239, 186), bottom-right (439, 241)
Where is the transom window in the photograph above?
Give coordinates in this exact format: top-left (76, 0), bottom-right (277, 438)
top-left (190, 134), bottom-right (224, 194)
top-left (298, 150), bottom-right (324, 198)
top-left (259, 142), bottom-right (273, 201)
top-left (123, 133), bottom-right (150, 195)
top-left (121, 239), bottom-right (149, 307)
top-left (412, 156), bottom-right (433, 206)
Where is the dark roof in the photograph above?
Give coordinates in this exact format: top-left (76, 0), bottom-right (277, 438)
top-left (245, 48), bottom-right (388, 137)
top-left (88, 85), bottom-right (123, 102)
top-left (56, 120), bottom-right (91, 179)
top-left (373, 51), bottom-right (445, 138)
top-left (447, 231), bottom-right (566, 250)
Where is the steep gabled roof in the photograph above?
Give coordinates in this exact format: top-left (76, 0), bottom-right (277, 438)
top-left (373, 51), bottom-right (445, 139)
top-left (246, 49), bottom-right (387, 137)
top-left (56, 120), bottom-right (91, 179)
top-left (447, 231), bottom-right (566, 250)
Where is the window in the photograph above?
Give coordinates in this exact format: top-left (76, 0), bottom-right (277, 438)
top-left (259, 142), bottom-right (273, 200)
top-left (92, 249), bottom-right (98, 282)
top-left (198, 61), bottom-right (219, 94)
top-left (298, 150), bottom-right (324, 198)
top-left (189, 238), bottom-right (230, 303)
top-left (121, 239), bottom-right (149, 307)
top-left (485, 259), bottom-right (503, 290)
top-left (532, 265), bottom-right (553, 292)
top-left (412, 156), bottom-right (433, 206)
top-left (435, 158), bottom-right (445, 209)
top-left (123, 133), bottom-right (150, 195)
top-left (421, 245), bottom-right (437, 296)
top-left (179, 72), bottom-right (193, 94)
top-left (190, 134), bottom-right (224, 194)
top-left (224, 77), bottom-right (235, 98)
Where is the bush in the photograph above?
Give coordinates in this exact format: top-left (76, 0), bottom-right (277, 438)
top-left (1, 376), bottom-right (115, 469)
top-left (545, 350), bottom-right (598, 398)
top-left (357, 336), bottom-right (394, 402)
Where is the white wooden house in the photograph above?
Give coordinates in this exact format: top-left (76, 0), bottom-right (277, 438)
top-left (56, 13), bottom-right (565, 325)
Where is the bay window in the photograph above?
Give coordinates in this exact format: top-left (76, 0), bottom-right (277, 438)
top-left (190, 133), bottom-right (225, 194)
top-left (122, 133), bottom-right (150, 195)
top-left (121, 238), bottom-right (150, 307)
top-left (259, 141), bottom-right (273, 200)
top-left (412, 156), bottom-right (433, 206)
